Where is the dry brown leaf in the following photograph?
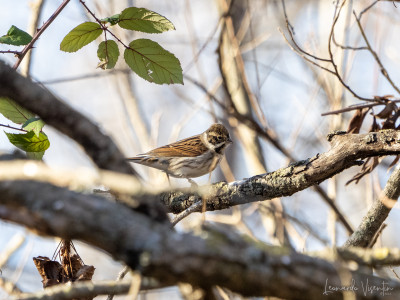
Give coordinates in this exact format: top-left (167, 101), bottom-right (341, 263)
top-left (374, 101), bottom-right (397, 119)
top-left (32, 256), bottom-right (63, 288)
top-left (347, 108), bottom-right (369, 134)
top-left (75, 265), bottom-right (96, 281)
top-left (382, 110), bottom-right (400, 129)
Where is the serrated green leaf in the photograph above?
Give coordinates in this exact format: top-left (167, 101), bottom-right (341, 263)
top-left (97, 40), bottom-right (119, 69)
top-left (0, 97), bottom-right (34, 124)
top-left (0, 25), bottom-right (32, 46)
top-left (101, 14), bottom-right (120, 25)
top-left (118, 7), bottom-right (175, 33)
top-left (124, 39), bottom-right (183, 85)
top-left (60, 22), bottom-right (103, 53)
top-left (26, 151), bottom-right (45, 160)
top-left (22, 117), bottom-right (45, 137)
top-left (5, 131), bottom-right (50, 153)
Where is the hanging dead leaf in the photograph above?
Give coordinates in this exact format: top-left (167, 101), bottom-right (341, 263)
top-left (347, 108), bottom-right (369, 134)
top-left (373, 101), bottom-right (397, 119)
top-left (33, 256), bottom-right (63, 288)
top-left (34, 239), bottom-right (95, 299)
top-left (75, 265), bottom-right (96, 281)
top-left (382, 110), bottom-right (400, 129)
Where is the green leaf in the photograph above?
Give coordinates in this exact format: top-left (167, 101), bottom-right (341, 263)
top-left (60, 22), bottom-right (103, 53)
top-left (97, 40), bottom-right (119, 69)
top-left (5, 131), bottom-right (50, 153)
top-left (118, 7), bottom-right (175, 33)
top-left (0, 97), bottom-right (34, 124)
top-left (124, 39), bottom-right (183, 85)
top-left (0, 25), bottom-right (32, 46)
top-left (26, 151), bottom-right (45, 160)
top-left (101, 14), bottom-right (121, 25)
top-left (22, 117), bottom-right (45, 137)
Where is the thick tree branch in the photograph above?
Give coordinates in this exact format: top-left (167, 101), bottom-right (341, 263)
top-left (161, 130), bottom-right (400, 214)
top-left (343, 163), bottom-right (400, 248)
top-left (1, 130), bottom-right (400, 221)
top-left (1, 180), bottom-right (400, 299)
top-left (320, 247), bottom-right (400, 267)
top-left (0, 60), bottom-right (136, 176)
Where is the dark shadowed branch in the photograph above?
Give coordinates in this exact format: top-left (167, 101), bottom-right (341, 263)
top-left (0, 60), bottom-right (136, 176)
top-left (343, 164), bottom-right (400, 248)
top-left (13, 280), bottom-right (130, 300)
top-left (1, 180), bottom-right (400, 299)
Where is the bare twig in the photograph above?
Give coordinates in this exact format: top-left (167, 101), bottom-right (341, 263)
top-left (321, 100), bottom-right (400, 116)
top-left (106, 266), bottom-right (130, 300)
top-left (13, 0), bottom-right (71, 70)
top-left (171, 201), bottom-right (203, 226)
top-left (281, 0), bottom-right (376, 102)
top-left (0, 50), bottom-right (21, 55)
top-left (353, 10), bottom-right (400, 95)
top-left (327, 0), bottom-right (374, 101)
top-left (0, 124), bottom-right (27, 132)
top-left (359, 0), bottom-right (379, 19)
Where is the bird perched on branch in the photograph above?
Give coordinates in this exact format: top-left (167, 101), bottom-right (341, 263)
top-left (127, 123), bottom-right (232, 185)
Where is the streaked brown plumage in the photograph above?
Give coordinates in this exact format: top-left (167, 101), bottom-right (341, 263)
top-left (127, 124), bottom-right (232, 181)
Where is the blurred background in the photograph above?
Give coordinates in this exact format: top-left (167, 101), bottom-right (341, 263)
top-left (1, 0), bottom-right (400, 299)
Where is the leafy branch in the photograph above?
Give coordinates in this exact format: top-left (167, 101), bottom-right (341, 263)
top-left (60, 2), bottom-right (183, 85)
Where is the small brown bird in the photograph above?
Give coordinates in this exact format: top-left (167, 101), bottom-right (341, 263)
top-left (127, 124), bottom-right (232, 185)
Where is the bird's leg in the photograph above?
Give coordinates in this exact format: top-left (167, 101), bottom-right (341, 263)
top-left (166, 173), bottom-right (171, 187)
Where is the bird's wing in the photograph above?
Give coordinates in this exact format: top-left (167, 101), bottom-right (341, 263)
top-left (147, 135), bottom-right (208, 157)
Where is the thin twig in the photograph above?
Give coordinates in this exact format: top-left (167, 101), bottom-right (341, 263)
top-left (321, 100), bottom-right (400, 116)
top-left (0, 124), bottom-right (27, 132)
top-left (353, 10), bottom-right (400, 95)
top-left (367, 223), bottom-right (387, 248)
top-left (278, 28), bottom-right (336, 75)
top-left (171, 201), bottom-right (203, 226)
top-left (13, 0), bottom-right (71, 69)
top-left (359, 0), bottom-right (379, 19)
top-left (106, 266), bottom-right (130, 300)
top-left (281, 0), bottom-right (331, 63)
top-left (0, 50), bottom-right (21, 55)
top-left (327, 0), bottom-right (374, 101)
